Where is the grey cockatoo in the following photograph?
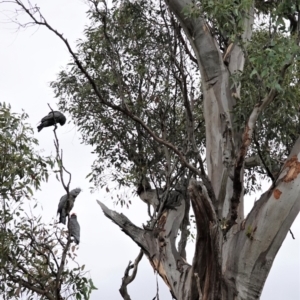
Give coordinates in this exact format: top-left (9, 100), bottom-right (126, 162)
top-left (137, 176), bottom-right (161, 212)
top-left (69, 213), bottom-right (80, 244)
top-left (57, 188), bottom-right (81, 224)
top-left (37, 111), bottom-right (66, 132)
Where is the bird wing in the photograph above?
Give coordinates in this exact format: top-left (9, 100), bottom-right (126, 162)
top-left (58, 189), bottom-right (81, 215)
top-left (41, 111), bottom-right (62, 123)
top-left (59, 208), bottom-right (67, 224)
top-left (69, 216), bottom-right (80, 244)
top-left (57, 194), bottom-right (67, 213)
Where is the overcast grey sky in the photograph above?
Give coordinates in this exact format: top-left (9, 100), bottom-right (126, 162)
top-left (0, 0), bottom-right (299, 299)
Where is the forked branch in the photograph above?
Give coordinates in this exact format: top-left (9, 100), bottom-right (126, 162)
top-left (119, 250), bottom-right (144, 300)
top-left (48, 103), bottom-right (72, 195)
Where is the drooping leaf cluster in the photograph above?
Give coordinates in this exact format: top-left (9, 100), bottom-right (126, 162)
top-left (51, 0), bottom-right (204, 195)
top-left (183, 0), bottom-right (299, 51)
top-left (256, 0), bottom-right (300, 34)
top-left (0, 103), bottom-right (51, 200)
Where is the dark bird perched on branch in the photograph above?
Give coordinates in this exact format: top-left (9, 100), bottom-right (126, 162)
top-left (37, 111), bottom-right (66, 132)
top-left (57, 188), bottom-right (81, 224)
top-left (69, 213), bottom-right (80, 244)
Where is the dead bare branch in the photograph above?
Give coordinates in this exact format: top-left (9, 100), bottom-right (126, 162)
top-left (96, 200), bottom-right (148, 250)
top-left (119, 250), bottom-right (144, 300)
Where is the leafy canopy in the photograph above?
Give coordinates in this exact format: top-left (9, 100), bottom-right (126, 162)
top-left (0, 102), bottom-right (51, 199)
top-left (51, 0), bottom-right (300, 198)
top-left (52, 0), bottom-right (204, 197)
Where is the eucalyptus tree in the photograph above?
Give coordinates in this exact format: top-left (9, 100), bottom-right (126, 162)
top-left (5, 0), bottom-right (300, 299)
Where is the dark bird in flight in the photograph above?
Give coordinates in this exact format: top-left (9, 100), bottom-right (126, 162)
top-left (57, 188), bottom-right (81, 224)
top-left (69, 213), bottom-right (80, 244)
top-left (37, 111), bottom-right (66, 132)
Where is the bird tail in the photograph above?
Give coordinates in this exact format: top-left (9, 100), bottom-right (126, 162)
top-left (37, 124), bottom-right (43, 132)
top-left (71, 236), bottom-right (80, 245)
top-left (59, 215), bottom-right (66, 225)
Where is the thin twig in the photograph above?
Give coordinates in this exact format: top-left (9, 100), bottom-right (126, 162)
top-left (289, 229), bottom-right (295, 240)
top-left (253, 133), bottom-right (275, 183)
top-left (47, 103), bottom-right (71, 194)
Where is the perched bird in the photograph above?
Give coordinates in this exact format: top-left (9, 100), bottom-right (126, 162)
top-left (37, 111), bottom-right (66, 132)
top-left (57, 188), bottom-right (81, 224)
top-left (69, 213), bottom-right (80, 244)
top-left (137, 175), bottom-right (161, 213)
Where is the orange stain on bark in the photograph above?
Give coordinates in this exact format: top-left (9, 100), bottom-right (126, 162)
top-left (283, 155), bottom-right (300, 182)
top-left (238, 125), bottom-right (251, 158)
top-left (273, 189), bottom-right (282, 200)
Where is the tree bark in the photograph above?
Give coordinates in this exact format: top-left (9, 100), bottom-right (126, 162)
top-left (222, 137), bottom-right (300, 299)
top-left (119, 250), bottom-right (144, 300)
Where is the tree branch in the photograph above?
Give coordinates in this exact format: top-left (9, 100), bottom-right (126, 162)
top-left (6, 269), bottom-right (56, 300)
top-left (56, 236), bottom-right (72, 299)
top-left (96, 200), bottom-right (148, 250)
top-left (97, 198), bottom-right (190, 299)
top-left (253, 133), bottom-right (275, 182)
top-left (229, 54), bottom-right (296, 230)
top-left (119, 250), bottom-right (144, 300)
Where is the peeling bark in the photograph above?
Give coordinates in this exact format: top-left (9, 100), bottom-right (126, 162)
top-left (188, 179), bottom-right (222, 300)
top-left (222, 138), bottom-right (300, 299)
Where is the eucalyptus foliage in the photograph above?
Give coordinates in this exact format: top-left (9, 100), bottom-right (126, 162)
top-left (0, 103), bottom-right (50, 199)
top-left (52, 0), bottom-right (204, 195)
top-left (51, 0), bottom-right (300, 198)
top-left (240, 29), bottom-right (300, 193)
